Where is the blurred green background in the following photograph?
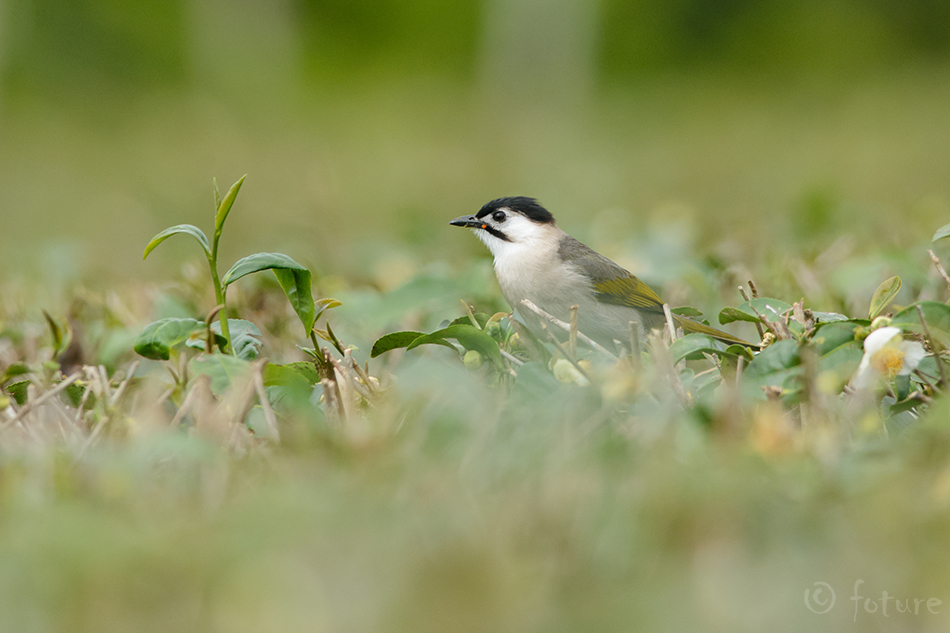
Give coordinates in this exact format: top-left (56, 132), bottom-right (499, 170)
top-left (1, 0), bottom-right (949, 291)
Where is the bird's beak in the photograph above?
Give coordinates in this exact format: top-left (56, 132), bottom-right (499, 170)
top-left (449, 214), bottom-right (484, 229)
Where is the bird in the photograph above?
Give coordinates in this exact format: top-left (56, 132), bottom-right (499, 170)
top-left (450, 196), bottom-right (757, 352)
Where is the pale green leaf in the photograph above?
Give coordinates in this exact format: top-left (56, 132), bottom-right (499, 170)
top-left (143, 224), bottom-right (211, 260)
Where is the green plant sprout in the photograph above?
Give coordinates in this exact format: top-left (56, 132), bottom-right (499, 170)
top-left (136, 176), bottom-right (329, 373)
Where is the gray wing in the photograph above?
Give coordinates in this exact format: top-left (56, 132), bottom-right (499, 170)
top-left (556, 235), bottom-right (666, 313)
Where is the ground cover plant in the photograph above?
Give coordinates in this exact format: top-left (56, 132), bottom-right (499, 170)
top-left (3, 167), bottom-right (950, 632)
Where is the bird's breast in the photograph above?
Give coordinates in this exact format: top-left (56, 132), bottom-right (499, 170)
top-left (495, 250), bottom-right (593, 319)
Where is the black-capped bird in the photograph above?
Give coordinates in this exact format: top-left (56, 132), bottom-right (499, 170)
top-left (450, 197), bottom-right (756, 351)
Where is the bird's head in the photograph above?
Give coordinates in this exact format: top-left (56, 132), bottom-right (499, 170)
top-left (450, 197), bottom-right (556, 258)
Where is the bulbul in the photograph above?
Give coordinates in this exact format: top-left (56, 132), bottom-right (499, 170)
top-left (450, 196), bottom-right (755, 352)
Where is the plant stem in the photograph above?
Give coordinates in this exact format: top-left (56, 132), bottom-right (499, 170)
top-left (208, 258), bottom-right (233, 355)
top-left (310, 331), bottom-right (334, 380)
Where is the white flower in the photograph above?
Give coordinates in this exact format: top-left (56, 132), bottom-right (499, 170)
top-left (851, 326), bottom-right (926, 390)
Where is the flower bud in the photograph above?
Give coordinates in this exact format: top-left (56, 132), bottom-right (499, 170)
top-left (463, 350), bottom-right (483, 369)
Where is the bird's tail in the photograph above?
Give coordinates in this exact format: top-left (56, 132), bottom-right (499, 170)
top-left (673, 314), bottom-right (759, 350)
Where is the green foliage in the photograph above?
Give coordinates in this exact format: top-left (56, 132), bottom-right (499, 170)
top-left (719, 298), bottom-right (794, 325)
top-left (7, 172), bottom-right (950, 632)
top-left (868, 275), bottom-right (901, 319)
top-left (138, 176), bottom-right (323, 358)
top-left (142, 224), bottom-right (211, 260)
top-left (222, 252), bottom-right (316, 335)
top-left (189, 354), bottom-right (252, 396)
top-left (133, 317), bottom-right (204, 361)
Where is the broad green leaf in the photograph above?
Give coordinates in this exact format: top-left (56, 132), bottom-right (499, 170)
top-left (407, 324), bottom-right (505, 367)
top-left (184, 319), bottom-right (261, 358)
top-left (683, 367), bottom-right (721, 399)
top-left (888, 397), bottom-right (923, 417)
top-left (932, 222), bottom-right (950, 242)
top-left (448, 313), bottom-right (490, 329)
top-left (816, 340), bottom-right (863, 391)
top-left (5, 379), bottom-right (30, 405)
top-left (264, 361), bottom-right (321, 386)
top-left (719, 298), bottom-right (793, 325)
top-left (213, 175), bottom-right (246, 249)
top-left (184, 329), bottom-right (227, 353)
top-left (222, 253), bottom-right (315, 333)
top-left (275, 267), bottom-right (316, 334)
top-left (914, 355), bottom-right (943, 383)
top-left (143, 224), bottom-right (211, 260)
top-left (671, 306), bottom-right (704, 317)
top-left (371, 331), bottom-right (429, 357)
top-left (868, 276), bottom-right (901, 319)
top-left (811, 311), bottom-right (852, 323)
top-left (895, 373), bottom-right (912, 401)
top-left (133, 318), bottom-right (204, 360)
top-left (744, 339), bottom-right (801, 381)
top-left (263, 362), bottom-right (320, 409)
top-left (0, 362), bottom-right (29, 385)
top-left (718, 306), bottom-right (760, 325)
top-left (218, 319), bottom-right (262, 360)
top-left (884, 409), bottom-right (918, 434)
top-left (891, 301), bottom-right (950, 348)
top-left (65, 382), bottom-right (96, 409)
top-left (669, 333), bottom-right (734, 363)
top-left (189, 353), bottom-right (252, 395)
top-left (810, 321), bottom-right (859, 356)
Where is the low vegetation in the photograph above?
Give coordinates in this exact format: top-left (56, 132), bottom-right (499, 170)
top-left (2, 174), bottom-right (950, 632)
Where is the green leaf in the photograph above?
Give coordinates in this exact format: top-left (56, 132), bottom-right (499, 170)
top-left (213, 178), bottom-right (222, 213)
top-left (274, 268), bottom-right (316, 334)
top-left (371, 331), bottom-right (429, 358)
top-left (5, 379), bottom-right (30, 405)
top-left (0, 362), bottom-right (29, 386)
top-left (448, 313), bottom-right (490, 329)
top-left (189, 353), bottom-right (252, 395)
top-left (744, 339), bottom-right (801, 381)
top-left (64, 382), bottom-right (95, 409)
top-left (184, 319), bottom-right (261, 358)
top-left (718, 306), bottom-right (760, 325)
top-left (213, 175), bottom-right (246, 250)
top-left (314, 298), bottom-right (342, 322)
top-left (932, 222), bottom-right (950, 243)
top-left (671, 306), bottom-right (704, 317)
top-left (222, 252), bottom-right (315, 333)
top-left (868, 275), bottom-right (901, 319)
top-left (811, 311), bottom-right (853, 324)
top-left (184, 329), bottom-right (227, 353)
top-left (133, 318), bottom-right (204, 360)
top-left (42, 310), bottom-right (70, 357)
top-left (810, 321), bottom-right (859, 356)
top-left (668, 333), bottom-right (733, 363)
top-left (407, 324), bottom-right (506, 368)
top-left (891, 301), bottom-right (950, 348)
top-left (719, 298), bottom-right (793, 325)
top-left (265, 361), bottom-right (322, 386)
top-left (218, 319), bottom-right (262, 360)
top-left (143, 224), bottom-right (211, 260)
top-left (262, 362), bottom-right (318, 409)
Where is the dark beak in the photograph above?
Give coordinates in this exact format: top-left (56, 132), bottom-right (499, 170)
top-left (449, 214), bottom-right (484, 229)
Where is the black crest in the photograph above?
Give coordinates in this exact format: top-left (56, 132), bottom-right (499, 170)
top-left (476, 197), bottom-right (555, 224)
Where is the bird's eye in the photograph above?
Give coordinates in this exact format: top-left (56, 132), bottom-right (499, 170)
top-left (492, 211), bottom-right (506, 223)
